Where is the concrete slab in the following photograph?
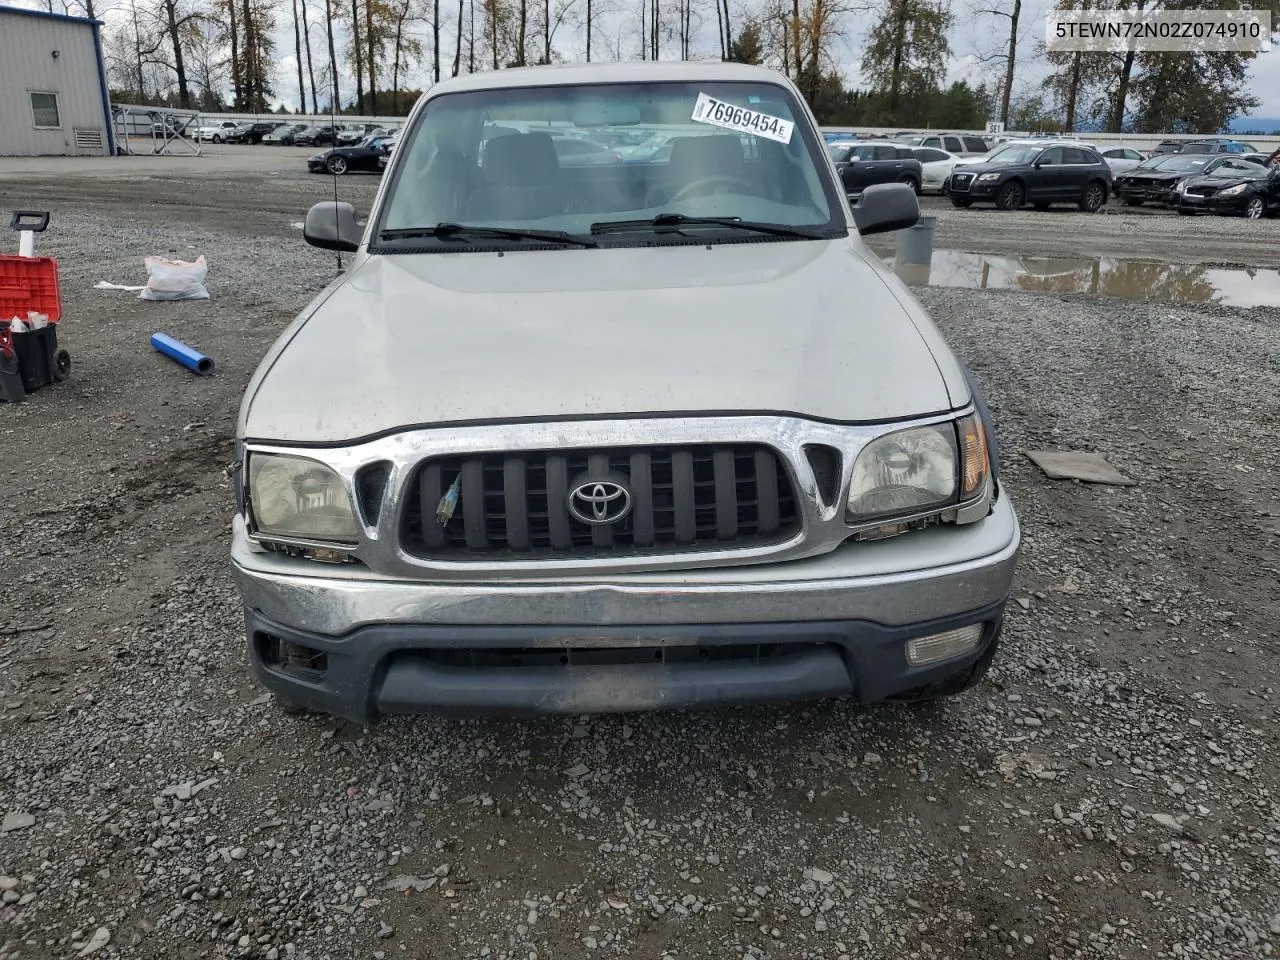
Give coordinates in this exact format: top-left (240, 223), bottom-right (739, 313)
top-left (1025, 450), bottom-right (1136, 486)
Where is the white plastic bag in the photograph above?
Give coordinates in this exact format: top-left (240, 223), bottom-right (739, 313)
top-left (139, 255), bottom-right (210, 301)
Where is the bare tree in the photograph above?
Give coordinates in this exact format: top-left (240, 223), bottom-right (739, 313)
top-left (299, 0), bottom-right (319, 111)
top-left (323, 0), bottom-right (341, 109)
top-left (972, 0), bottom-right (1021, 125)
top-left (452, 0), bottom-right (464, 74)
top-left (433, 0), bottom-right (440, 80)
top-left (293, 0), bottom-right (306, 110)
top-left (389, 0), bottom-right (425, 95)
top-left (516, 0), bottom-right (527, 64)
top-left (673, 0), bottom-right (694, 57)
top-left (184, 21), bottom-right (229, 108)
top-left (366, 0), bottom-right (378, 112)
top-left (226, 0), bottom-right (241, 105)
top-left (350, 0), bottom-right (364, 110)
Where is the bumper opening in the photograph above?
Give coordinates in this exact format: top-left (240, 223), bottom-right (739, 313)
top-left (256, 631), bottom-right (329, 677)
top-left (416, 642), bottom-right (803, 669)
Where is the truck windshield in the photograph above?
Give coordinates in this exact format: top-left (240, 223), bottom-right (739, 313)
top-left (378, 80), bottom-right (841, 245)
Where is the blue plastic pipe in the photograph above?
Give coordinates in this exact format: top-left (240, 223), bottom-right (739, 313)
top-left (150, 332), bottom-right (215, 376)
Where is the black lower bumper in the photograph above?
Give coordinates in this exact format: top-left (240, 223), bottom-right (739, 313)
top-left (244, 603), bottom-right (1007, 723)
top-left (1175, 195), bottom-right (1251, 215)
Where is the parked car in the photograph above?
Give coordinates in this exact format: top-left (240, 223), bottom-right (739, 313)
top-left (227, 121), bottom-right (283, 144)
top-left (1113, 153), bottom-right (1257, 206)
top-left (1174, 159), bottom-right (1280, 218)
top-left (194, 120), bottom-right (240, 143)
top-left (897, 133), bottom-right (991, 157)
top-left (263, 123), bottom-right (309, 145)
top-left (1177, 138), bottom-right (1257, 155)
top-left (1100, 147), bottom-right (1145, 175)
top-left (307, 135), bottom-right (395, 174)
top-left (293, 124), bottom-right (340, 147)
top-left (376, 134), bottom-right (401, 170)
top-left (951, 138), bottom-right (1098, 169)
top-left (908, 146), bottom-right (959, 194)
top-left (552, 137), bottom-right (623, 165)
top-left (947, 142), bottom-right (1112, 211)
top-left (828, 141), bottom-right (924, 195)
top-left (336, 123), bottom-right (389, 146)
top-left (1149, 139), bottom-right (1184, 155)
top-left (233, 61), bottom-right (1018, 722)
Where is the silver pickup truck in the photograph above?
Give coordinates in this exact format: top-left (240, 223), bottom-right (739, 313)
top-left (231, 61), bottom-right (1020, 722)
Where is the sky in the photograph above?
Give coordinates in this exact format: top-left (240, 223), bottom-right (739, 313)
top-left (13, 0), bottom-right (1280, 119)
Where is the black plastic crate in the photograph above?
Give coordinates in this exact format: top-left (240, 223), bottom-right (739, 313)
top-left (13, 326), bottom-right (58, 392)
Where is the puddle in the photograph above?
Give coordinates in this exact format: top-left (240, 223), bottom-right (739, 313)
top-left (890, 249), bottom-right (1280, 308)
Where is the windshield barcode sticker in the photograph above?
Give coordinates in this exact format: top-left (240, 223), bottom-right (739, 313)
top-left (691, 93), bottom-right (795, 144)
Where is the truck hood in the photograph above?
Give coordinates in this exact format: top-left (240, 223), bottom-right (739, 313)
top-left (241, 238), bottom-right (965, 444)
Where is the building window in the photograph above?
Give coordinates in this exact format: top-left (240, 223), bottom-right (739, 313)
top-left (30, 92), bottom-right (61, 129)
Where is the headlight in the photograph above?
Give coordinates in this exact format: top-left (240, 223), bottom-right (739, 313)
top-left (977, 173), bottom-right (1002, 181)
top-left (1175, 180), bottom-right (1188, 193)
top-left (846, 415), bottom-right (989, 523)
top-left (1218, 183), bottom-right (1248, 196)
top-left (249, 453), bottom-right (357, 543)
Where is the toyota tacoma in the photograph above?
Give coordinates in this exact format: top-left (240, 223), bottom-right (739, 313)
top-left (231, 61), bottom-right (1021, 722)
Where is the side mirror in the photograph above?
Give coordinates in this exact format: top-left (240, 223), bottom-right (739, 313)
top-left (852, 182), bottom-right (919, 236)
top-left (303, 201), bottom-right (362, 252)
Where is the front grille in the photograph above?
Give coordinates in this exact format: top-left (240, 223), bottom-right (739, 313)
top-left (1186, 186), bottom-right (1217, 198)
top-left (401, 444), bottom-right (800, 560)
top-left (950, 172), bottom-right (974, 192)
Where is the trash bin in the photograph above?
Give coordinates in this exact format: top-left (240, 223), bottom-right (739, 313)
top-left (894, 215), bottom-right (936, 285)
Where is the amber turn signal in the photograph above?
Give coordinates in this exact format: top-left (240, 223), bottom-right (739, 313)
top-left (959, 414), bottom-right (990, 498)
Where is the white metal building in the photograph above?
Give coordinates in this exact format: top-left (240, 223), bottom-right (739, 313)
top-left (0, 5), bottom-right (115, 156)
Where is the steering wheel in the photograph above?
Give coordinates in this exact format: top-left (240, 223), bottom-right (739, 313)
top-left (668, 175), bottom-right (758, 204)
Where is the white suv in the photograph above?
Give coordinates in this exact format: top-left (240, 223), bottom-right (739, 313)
top-left (195, 120), bottom-right (239, 143)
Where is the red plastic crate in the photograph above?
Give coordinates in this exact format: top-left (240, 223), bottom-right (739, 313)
top-left (0, 255), bottom-right (62, 324)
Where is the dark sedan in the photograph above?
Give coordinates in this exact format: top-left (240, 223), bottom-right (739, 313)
top-left (946, 143), bottom-right (1111, 211)
top-left (1174, 161), bottom-right (1280, 219)
top-left (307, 136), bottom-right (394, 175)
top-left (1115, 154), bottom-right (1259, 206)
top-left (227, 121), bottom-right (282, 144)
top-left (827, 141), bottom-right (923, 196)
top-left (263, 123), bottom-right (308, 145)
top-left (294, 124), bottom-right (340, 147)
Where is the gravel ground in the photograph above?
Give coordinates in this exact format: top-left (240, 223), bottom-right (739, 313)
top-left (1, 162), bottom-right (1278, 960)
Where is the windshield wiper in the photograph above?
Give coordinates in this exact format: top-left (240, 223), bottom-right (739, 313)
top-left (590, 214), bottom-right (829, 239)
top-left (378, 223), bottom-right (597, 248)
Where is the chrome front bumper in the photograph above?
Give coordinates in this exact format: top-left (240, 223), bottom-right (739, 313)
top-left (232, 496), bottom-right (1018, 718)
top-left (232, 495), bottom-right (1019, 635)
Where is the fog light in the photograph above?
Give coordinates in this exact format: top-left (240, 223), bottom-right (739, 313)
top-left (906, 624), bottom-right (984, 666)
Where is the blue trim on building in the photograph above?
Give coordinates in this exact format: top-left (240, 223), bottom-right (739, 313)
top-left (0, 4), bottom-right (102, 26)
top-left (89, 22), bottom-right (116, 155)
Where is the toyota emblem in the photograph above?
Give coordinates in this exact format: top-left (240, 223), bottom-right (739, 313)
top-left (567, 477), bottom-right (633, 526)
